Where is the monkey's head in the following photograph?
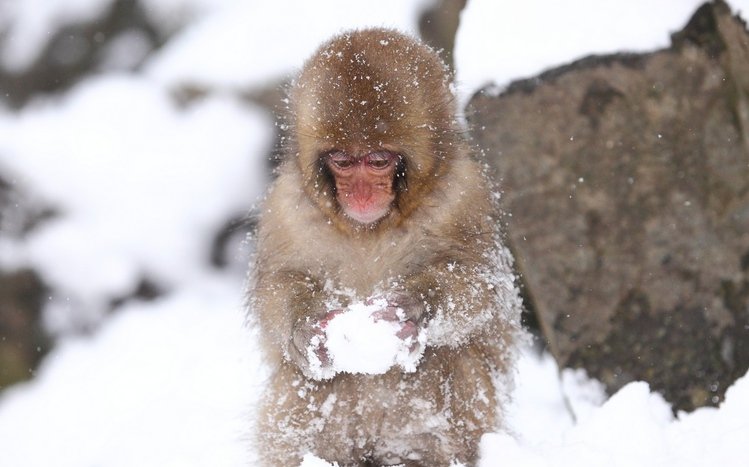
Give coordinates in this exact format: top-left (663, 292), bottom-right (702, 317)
top-left (289, 28), bottom-right (461, 232)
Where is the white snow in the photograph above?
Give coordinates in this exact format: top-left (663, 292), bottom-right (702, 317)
top-left (144, 0), bottom-right (429, 90)
top-left (0, 0), bottom-right (235, 72)
top-left (0, 74), bottom-right (271, 331)
top-left (1, 1), bottom-right (748, 467)
top-left (300, 453), bottom-right (341, 467)
top-left (0, 0), bottom-right (113, 71)
top-left (455, 0), bottom-right (749, 101)
top-left (322, 299), bottom-right (425, 376)
top-left (0, 274), bottom-right (266, 467)
top-left (480, 357), bottom-right (749, 467)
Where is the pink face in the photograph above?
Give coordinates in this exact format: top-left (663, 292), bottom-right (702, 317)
top-left (325, 150), bottom-right (399, 225)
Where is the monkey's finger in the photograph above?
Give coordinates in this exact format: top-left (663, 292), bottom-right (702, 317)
top-left (385, 292), bottom-right (425, 322)
top-left (318, 309), bottom-right (344, 329)
top-left (396, 320), bottom-right (419, 341)
top-left (315, 342), bottom-right (332, 367)
top-left (364, 296), bottom-right (382, 306)
top-left (371, 308), bottom-right (399, 322)
top-left (287, 334), bottom-right (315, 372)
top-left (384, 290), bottom-right (409, 307)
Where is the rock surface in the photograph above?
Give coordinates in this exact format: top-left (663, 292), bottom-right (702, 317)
top-left (0, 177), bottom-right (53, 390)
top-left (467, 0), bottom-right (749, 411)
top-left (0, 269), bottom-right (49, 389)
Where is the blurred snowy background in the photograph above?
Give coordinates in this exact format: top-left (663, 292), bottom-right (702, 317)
top-left (0, 0), bottom-right (748, 466)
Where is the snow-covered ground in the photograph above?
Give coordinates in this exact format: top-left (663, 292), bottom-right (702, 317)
top-left (1, 1), bottom-right (748, 466)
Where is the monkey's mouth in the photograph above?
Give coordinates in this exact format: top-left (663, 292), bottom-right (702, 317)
top-left (344, 204), bottom-right (391, 225)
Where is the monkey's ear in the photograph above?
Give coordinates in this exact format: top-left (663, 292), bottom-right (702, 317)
top-left (309, 153), bottom-right (338, 201)
top-left (394, 157), bottom-right (408, 194)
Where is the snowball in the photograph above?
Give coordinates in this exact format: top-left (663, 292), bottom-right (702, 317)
top-left (323, 299), bottom-right (426, 376)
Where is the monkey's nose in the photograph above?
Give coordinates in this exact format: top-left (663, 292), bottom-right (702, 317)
top-left (351, 180), bottom-right (373, 202)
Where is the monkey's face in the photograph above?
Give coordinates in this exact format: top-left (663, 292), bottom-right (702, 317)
top-left (292, 28), bottom-right (459, 232)
top-left (324, 149), bottom-right (399, 225)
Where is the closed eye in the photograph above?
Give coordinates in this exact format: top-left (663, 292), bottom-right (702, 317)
top-left (328, 151), bottom-right (355, 170)
top-left (365, 151), bottom-right (396, 170)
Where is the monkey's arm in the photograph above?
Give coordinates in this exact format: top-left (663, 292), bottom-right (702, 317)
top-left (392, 247), bottom-right (519, 348)
top-left (253, 270), bottom-right (341, 378)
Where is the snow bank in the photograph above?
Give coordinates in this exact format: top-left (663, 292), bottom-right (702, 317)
top-left (0, 0), bottom-right (113, 71)
top-left (0, 74), bottom-right (270, 330)
top-left (0, 274), bottom-right (265, 467)
top-left (479, 351), bottom-right (749, 467)
top-left (455, 0), bottom-right (749, 101)
top-left (145, 0), bottom-right (428, 89)
top-left (0, 0), bottom-right (248, 72)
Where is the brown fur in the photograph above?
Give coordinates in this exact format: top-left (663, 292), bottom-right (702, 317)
top-left (291, 28), bottom-right (458, 234)
top-left (250, 28), bottom-right (522, 466)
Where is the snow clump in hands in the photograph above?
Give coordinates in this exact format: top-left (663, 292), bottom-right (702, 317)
top-left (307, 298), bottom-right (426, 379)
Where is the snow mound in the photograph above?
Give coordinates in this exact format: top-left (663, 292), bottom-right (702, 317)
top-left (321, 299), bottom-right (426, 377)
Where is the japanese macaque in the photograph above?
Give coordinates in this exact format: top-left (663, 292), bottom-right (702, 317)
top-left (249, 28), bottom-right (523, 466)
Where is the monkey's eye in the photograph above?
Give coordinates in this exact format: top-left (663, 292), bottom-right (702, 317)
top-left (365, 151), bottom-right (395, 170)
top-left (328, 152), bottom-right (355, 170)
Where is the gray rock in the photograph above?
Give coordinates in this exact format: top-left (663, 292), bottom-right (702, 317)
top-left (418, 0), bottom-right (466, 70)
top-left (467, 0), bottom-right (749, 411)
top-left (0, 269), bottom-right (49, 390)
top-left (0, 175), bottom-right (54, 390)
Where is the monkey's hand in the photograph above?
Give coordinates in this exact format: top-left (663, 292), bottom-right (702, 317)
top-left (369, 292), bottom-right (425, 353)
top-left (288, 310), bottom-right (342, 380)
